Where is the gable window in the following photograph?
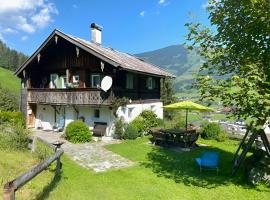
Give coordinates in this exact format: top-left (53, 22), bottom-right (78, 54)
top-left (146, 77), bottom-right (155, 90)
top-left (91, 74), bottom-right (101, 88)
top-left (94, 109), bottom-right (100, 118)
top-left (126, 73), bottom-right (134, 89)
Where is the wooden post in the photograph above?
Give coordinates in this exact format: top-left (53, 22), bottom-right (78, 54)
top-left (3, 186), bottom-right (15, 200)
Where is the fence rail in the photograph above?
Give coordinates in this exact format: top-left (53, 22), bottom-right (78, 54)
top-left (2, 137), bottom-right (64, 200)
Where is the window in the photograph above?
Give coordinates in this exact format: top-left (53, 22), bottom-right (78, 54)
top-left (128, 107), bottom-right (134, 118)
top-left (73, 75), bottom-right (80, 84)
top-left (126, 73), bottom-right (134, 89)
top-left (91, 74), bottom-right (101, 88)
top-left (94, 109), bottom-right (100, 118)
top-left (146, 77), bottom-right (153, 90)
top-left (60, 76), bottom-right (67, 88)
top-left (50, 74), bottom-right (58, 88)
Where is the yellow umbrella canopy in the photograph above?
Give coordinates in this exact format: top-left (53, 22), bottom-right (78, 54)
top-left (163, 101), bottom-right (214, 130)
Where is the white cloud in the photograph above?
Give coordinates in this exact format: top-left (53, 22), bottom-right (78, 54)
top-left (158, 0), bottom-right (165, 5)
top-left (0, 0), bottom-right (58, 40)
top-left (139, 11), bottom-right (145, 17)
top-left (21, 36), bottom-right (28, 41)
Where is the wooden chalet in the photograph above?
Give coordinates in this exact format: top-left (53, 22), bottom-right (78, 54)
top-left (15, 23), bottom-right (175, 136)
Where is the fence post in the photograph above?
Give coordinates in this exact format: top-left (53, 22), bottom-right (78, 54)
top-left (3, 185), bottom-right (15, 200)
top-left (52, 141), bottom-right (64, 174)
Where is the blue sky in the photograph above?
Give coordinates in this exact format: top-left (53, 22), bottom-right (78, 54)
top-left (0, 0), bottom-right (210, 55)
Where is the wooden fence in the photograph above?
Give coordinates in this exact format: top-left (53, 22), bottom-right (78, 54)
top-left (2, 137), bottom-right (64, 200)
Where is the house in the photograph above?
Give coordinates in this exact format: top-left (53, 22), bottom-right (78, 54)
top-left (15, 23), bottom-right (175, 137)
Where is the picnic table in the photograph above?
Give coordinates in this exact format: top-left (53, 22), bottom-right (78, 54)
top-left (150, 128), bottom-right (199, 148)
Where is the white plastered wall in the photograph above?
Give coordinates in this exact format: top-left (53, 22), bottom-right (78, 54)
top-left (116, 101), bottom-right (163, 123)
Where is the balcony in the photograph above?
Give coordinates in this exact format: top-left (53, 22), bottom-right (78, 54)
top-left (26, 88), bottom-right (112, 105)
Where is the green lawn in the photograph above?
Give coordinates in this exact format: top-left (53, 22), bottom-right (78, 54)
top-left (2, 137), bottom-right (269, 200)
top-left (0, 67), bottom-right (20, 95)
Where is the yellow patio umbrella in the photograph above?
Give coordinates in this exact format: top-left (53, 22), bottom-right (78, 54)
top-left (163, 101), bottom-right (214, 130)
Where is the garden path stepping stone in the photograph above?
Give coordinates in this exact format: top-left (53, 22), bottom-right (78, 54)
top-left (34, 130), bottom-right (133, 172)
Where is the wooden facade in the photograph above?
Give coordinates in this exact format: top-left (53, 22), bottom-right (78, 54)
top-left (20, 35), bottom-right (161, 106)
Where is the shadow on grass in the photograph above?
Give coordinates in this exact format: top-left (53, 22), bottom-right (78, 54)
top-left (35, 171), bottom-right (62, 200)
top-left (140, 144), bottom-right (257, 189)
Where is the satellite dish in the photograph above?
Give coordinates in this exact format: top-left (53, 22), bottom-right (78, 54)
top-left (101, 76), bottom-right (113, 92)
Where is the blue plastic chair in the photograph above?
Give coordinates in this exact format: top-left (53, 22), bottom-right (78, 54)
top-left (195, 151), bottom-right (219, 174)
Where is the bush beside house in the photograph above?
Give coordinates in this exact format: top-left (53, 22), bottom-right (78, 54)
top-left (0, 111), bottom-right (25, 127)
top-left (115, 110), bottom-right (162, 140)
top-left (65, 120), bottom-right (92, 143)
top-left (201, 122), bottom-right (226, 141)
top-left (0, 111), bottom-right (28, 150)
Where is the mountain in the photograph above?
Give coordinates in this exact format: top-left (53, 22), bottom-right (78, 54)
top-left (135, 45), bottom-right (202, 92)
top-left (0, 40), bottom-right (28, 71)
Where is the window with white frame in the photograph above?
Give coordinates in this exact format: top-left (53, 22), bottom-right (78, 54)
top-left (91, 74), bottom-right (101, 88)
top-left (146, 77), bottom-right (155, 90)
top-left (126, 73), bottom-right (134, 89)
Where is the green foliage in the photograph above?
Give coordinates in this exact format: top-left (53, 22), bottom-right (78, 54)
top-left (186, 0), bottom-right (270, 128)
top-left (34, 140), bottom-right (54, 161)
top-left (216, 131), bottom-right (228, 142)
top-left (0, 84), bottom-right (19, 111)
top-left (161, 78), bottom-right (176, 119)
top-left (0, 40), bottom-right (28, 71)
top-left (114, 118), bottom-right (127, 139)
top-left (65, 120), bottom-right (92, 143)
top-left (0, 111), bottom-right (25, 127)
top-left (201, 122), bottom-right (221, 140)
top-left (110, 96), bottom-right (129, 117)
top-left (131, 110), bottom-right (162, 134)
top-left (0, 67), bottom-right (20, 95)
top-left (0, 124), bottom-right (29, 150)
top-left (123, 123), bottom-right (140, 140)
top-left (130, 116), bottom-right (144, 133)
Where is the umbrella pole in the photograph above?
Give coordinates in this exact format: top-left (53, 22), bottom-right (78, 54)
top-left (185, 109), bottom-right (188, 130)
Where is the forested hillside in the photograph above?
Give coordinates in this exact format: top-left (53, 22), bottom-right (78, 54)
top-left (0, 40), bottom-right (28, 71)
top-left (0, 40), bottom-right (26, 111)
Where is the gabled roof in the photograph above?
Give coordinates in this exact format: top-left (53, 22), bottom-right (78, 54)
top-left (15, 29), bottom-right (175, 78)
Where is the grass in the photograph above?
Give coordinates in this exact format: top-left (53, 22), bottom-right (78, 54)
top-left (0, 149), bottom-right (53, 200)
top-left (1, 137), bottom-right (269, 199)
top-left (0, 67), bottom-right (20, 95)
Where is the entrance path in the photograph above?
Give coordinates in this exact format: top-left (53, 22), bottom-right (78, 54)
top-left (34, 130), bottom-right (133, 172)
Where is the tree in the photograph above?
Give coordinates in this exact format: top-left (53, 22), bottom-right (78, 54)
top-left (186, 0), bottom-right (270, 130)
top-left (161, 78), bottom-right (176, 119)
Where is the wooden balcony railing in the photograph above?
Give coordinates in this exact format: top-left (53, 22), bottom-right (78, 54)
top-left (27, 88), bottom-right (112, 105)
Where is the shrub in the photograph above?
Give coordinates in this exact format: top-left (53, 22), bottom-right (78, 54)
top-left (0, 124), bottom-right (29, 150)
top-left (123, 123), bottom-right (140, 140)
top-left (130, 117), bottom-right (144, 133)
top-left (201, 122), bottom-right (221, 140)
top-left (34, 140), bottom-right (54, 161)
top-left (216, 131), bottom-right (228, 142)
top-left (65, 120), bottom-right (92, 143)
top-left (131, 110), bottom-right (162, 134)
top-left (114, 118), bottom-right (127, 139)
top-left (0, 111), bottom-right (25, 127)
top-left (0, 85), bottom-right (19, 111)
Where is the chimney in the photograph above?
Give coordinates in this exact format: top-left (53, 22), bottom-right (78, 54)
top-left (91, 23), bottom-right (103, 44)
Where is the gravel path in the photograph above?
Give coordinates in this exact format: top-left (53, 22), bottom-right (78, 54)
top-left (34, 130), bottom-right (133, 172)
